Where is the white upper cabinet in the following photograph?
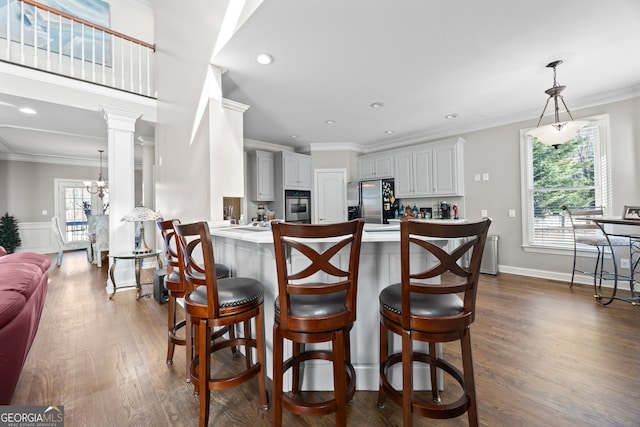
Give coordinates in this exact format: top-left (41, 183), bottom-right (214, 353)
top-left (247, 150), bottom-right (275, 201)
top-left (358, 153), bottom-right (394, 180)
top-left (393, 138), bottom-right (464, 198)
top-left (281, 151), bottom-right (312, 190)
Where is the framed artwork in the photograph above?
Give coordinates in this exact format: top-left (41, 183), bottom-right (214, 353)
top-left (622, 206), bottom-right (640, 220)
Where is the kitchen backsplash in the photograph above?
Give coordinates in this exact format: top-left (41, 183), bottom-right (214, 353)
top-left (396, 196), bottom-right (465, 219)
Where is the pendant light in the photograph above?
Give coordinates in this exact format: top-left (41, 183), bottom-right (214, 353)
top-left (527, 60), bottom-right (589, 148)
top-left (84, 149), bottom-right (108, 199)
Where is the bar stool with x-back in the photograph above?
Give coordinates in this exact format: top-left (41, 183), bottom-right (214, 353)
top-left (271, 219), bottom-right (365, 427)
top-left (157, 219), bottom-right (233, 382)
top-left (377, 218), bottom-right (491, 427)
top-left (173, 221), bottom-right (268, 427)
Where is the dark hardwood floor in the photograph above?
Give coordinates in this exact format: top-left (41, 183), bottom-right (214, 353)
top-left (11, 251), bottom-right (640, 426)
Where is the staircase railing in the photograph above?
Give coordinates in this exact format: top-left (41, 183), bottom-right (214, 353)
top-left (0, 0), bottom-right (155, 97)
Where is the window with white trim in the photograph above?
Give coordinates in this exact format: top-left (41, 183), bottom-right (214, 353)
top-left (520, 114), bottom-right (611, 249)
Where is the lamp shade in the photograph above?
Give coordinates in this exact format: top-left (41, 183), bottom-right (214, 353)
top-left (121, 206), bottom-right (162, 222)
top-left (527, 120), bottom-right (590, 147)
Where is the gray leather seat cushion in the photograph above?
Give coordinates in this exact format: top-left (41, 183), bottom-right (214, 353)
top-left (216, 263), bottom-right (231, 279)
top-left (165, 270), bottom-right (181, 283)
top-left (189, 277), bottom-right (263, 307)
top-left (379, 283), bottom-right (464, 317)
top-left (275, 290), bottom-right (347, 317)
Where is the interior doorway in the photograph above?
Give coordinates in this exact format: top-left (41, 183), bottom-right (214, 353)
top-left (314, 169), bottom-right (347, 224)
top-left (54, 179), bottom-right (109, 242)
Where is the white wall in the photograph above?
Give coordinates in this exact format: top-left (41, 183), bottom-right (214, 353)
top-left (153, 2), bottom-right (229, 223)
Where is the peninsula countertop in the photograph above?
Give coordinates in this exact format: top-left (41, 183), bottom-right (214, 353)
top-left (209, 220), bottom-right (468, 244)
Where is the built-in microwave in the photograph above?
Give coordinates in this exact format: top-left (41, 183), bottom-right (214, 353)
top-left (284, 190), bottom-right (311, 223)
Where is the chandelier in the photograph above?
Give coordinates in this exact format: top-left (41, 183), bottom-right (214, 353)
top-left (527, 60), bottom-right (589, 148)
top-left (84, 149), bottom-right (108, 199)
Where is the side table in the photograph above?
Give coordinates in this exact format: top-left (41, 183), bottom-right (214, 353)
top-left (109, 250), bottom-right (163, 300)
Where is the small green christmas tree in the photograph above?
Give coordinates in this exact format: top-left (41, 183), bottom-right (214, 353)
top-left (0, 212), bottom-right (21, 254)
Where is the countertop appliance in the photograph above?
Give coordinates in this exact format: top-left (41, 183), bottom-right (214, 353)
top-left (359, 179), bottom-right (396, 224)
top-left (284, 189), bottom-right (311, 223)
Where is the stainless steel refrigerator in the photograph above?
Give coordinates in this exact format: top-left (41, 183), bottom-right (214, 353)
top-left (359, 179), bottom-right (396, 224)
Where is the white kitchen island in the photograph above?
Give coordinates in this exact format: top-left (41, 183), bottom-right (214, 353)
top-left (209, 222), bottom-right (461, 391)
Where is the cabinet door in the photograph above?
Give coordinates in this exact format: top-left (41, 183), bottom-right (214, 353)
top-left (297, 155), bottom-right (312, 189)
top-left (394, 151), bottom-right (414, 197)
top-left (358, 158), bottom-right (376, 180)
top-left (412, 148), bottom-right (433, 196)
top-left (374, 155), bottom-right (394, 178)
top-left (256, 154), bottom-right (275, 200)
top-left (432, 144), bottom-right (457, 195)
top-left (283, 155), bottom-right (299, 188)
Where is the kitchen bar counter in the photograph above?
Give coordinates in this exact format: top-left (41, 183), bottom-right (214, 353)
top-left (209, 221), bottom-right (462, 391)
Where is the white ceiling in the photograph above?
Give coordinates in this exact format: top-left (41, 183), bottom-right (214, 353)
top-left (1, 0), bottom-right (640, 164)
top-left (213, 0), bottom-right (640, 151)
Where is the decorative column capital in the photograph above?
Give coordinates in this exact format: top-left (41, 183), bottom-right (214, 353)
top-left (100, 106), bottom-right (142, 132)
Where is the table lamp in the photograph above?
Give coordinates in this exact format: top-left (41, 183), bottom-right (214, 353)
top-left (121, 206), bottom-right (162, 253)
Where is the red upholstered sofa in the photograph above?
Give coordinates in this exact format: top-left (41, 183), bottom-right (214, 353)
top-left (0, 246), bottom-right (51, 404)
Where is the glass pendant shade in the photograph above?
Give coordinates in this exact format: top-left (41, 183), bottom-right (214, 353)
top-left (527, 120), bottom-right (590, 148)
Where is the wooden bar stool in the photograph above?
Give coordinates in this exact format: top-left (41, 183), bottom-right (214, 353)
top-left (157, 219), bottom-right (233, 382)
top-left (173, 221), bottom-right (268, 427)
top-left (271, 219), bottom-right (365, 427)
top-left (377, 218), bottom-right (491, 427)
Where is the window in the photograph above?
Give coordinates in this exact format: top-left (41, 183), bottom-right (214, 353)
top-left (520, 114), bottom-right (611, 250)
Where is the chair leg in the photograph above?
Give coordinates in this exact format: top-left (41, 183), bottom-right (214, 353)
top-left (198, 319), bottom-right (211, 427)
top-left (166, 294), bottom-right (177, 364)
top-left (86, 247), bottom-right (93, 263)
top-left (186, 314), bottom-right (193, 383)
top-left (461, 329), bottom-right (478, 427)
top-left (377, 321), bottom-right (388, 407)
top-left (429, 342), bottom-right (440, 403)
top-left (255, 305), bottom-right (269, 408)
top-left (272, 324), bottom-right (284, 427)
top-left (333, 329), bottom-right (347, 427)
top-left (244, 320), bottom-right (252, 368)
top-left (291, 342), bottom-right (302, 394)
top-left (570, 244), bottom-right (578, 287)
top-left (57, 250), bottom-right (63, 266)
top-left (402, 329), bottom-right (413, 427)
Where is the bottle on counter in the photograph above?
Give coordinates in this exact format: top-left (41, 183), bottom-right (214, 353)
top-left (412, 204), bottom-right (419, 217)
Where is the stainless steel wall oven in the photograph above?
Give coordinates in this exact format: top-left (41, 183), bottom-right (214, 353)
top-left (284, 190), bottom-right (311, 223)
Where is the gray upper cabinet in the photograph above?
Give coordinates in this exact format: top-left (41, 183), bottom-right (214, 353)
top-left (281, 151), bottom-right (312, 190)
top-left (247, 150), bottom-right (275, 201)
top-left (394, 138), bottom-right (464, 197)
top-left (367, 137), bottom-right (464, 198)
top-left (358, 153), bottom-right (394, 180)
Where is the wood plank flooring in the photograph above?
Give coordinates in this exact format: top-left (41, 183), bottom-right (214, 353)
top-left (11, 251), bottom-right (640, 426)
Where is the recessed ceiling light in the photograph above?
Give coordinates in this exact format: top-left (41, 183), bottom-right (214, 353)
top-left (19, 107), bottom-right (37, 115)
top-left (325, 120), bottom-right (336, 125)
top-left (289, 134), bottom-right (299, 139)
top-left (385, 130), bottom-right (395, 134)
top-left (256, 53), bottom-right (273, 65)
top-left (370, 102), bottom-right (385, 109)
top-left (445, 113), bottom-right (458, 119)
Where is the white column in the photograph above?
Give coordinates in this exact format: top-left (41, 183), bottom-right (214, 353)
top-left (141, 140), bottom-right (155, 208)
top-left (101, 106), bottom-right (141, 290)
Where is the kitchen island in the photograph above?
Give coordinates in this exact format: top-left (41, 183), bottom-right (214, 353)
top-left (209, 222), bottom-right (463, 391)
